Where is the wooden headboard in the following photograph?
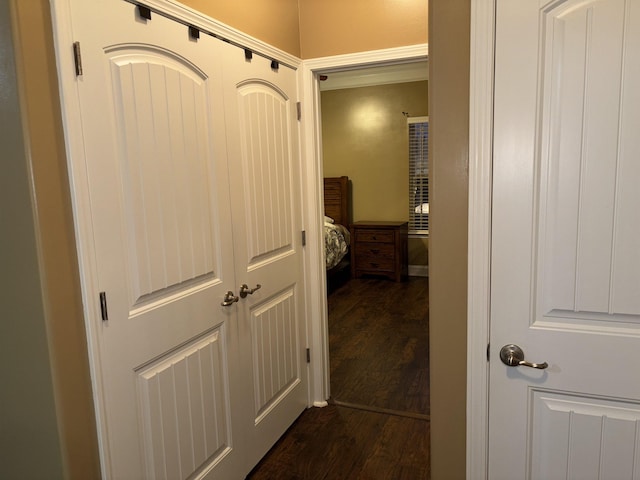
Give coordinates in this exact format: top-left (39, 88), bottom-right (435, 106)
top-left (323, 176), bottom-right (350, 226)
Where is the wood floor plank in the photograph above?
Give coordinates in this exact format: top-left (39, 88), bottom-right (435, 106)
top-left (246, 405), bottom-right (430, 480)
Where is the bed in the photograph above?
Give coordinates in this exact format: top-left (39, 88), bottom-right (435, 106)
top-left (323, 176), bottom-right (351, 289)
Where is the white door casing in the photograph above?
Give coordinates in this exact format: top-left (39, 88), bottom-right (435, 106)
top-left (488, 1), bottom-right (640, 479)
top-left (51, 0), bottom-right (306, 478)
top-left (299, 45), bottom-right (429, 405)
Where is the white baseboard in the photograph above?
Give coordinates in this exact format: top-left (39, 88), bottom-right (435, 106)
top-left (409, 265), bottom-right (429, 277)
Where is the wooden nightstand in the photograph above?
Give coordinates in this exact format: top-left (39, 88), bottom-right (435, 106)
top-left (350, 221), bottom-right (408, 282)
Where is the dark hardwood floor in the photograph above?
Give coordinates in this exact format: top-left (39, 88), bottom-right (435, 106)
top-left (328, 276), bottom-right (429, 415)
top-left (247, 276), bottom-right (430, 479)
top-left (246, 404), bottom-right (430, 480)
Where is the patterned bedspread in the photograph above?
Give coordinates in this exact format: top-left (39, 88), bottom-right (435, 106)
top-left (324, 220), bottom-right (350, 270)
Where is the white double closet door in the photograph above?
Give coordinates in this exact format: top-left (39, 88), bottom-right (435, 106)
top-left (59, 1), bottom-right (307, 478)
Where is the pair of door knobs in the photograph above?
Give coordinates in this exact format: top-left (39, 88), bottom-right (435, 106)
top-left (221, 284), bottom-right (262, 306)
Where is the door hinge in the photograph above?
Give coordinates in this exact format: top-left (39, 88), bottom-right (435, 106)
top-left (99, 292), bottom-right (108, 321)
top-left (301, 230), bottom-right (306, 246)
top-left (487, 343), bottom-right (490, 361)
top-left (73, 41), bottom-right (83, 76)
top-left (296, 101), bottom-right (302, 121)
top-left (306, 348), bottom-right (311, 363)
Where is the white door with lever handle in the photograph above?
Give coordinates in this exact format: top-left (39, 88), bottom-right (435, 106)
top-left (489, 1), bottom-right (640, 478)
top-left (221, 40), bottom-right (308, 471)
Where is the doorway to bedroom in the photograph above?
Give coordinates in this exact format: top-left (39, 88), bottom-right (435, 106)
top-left (318, 62), bottom-right (430, 418)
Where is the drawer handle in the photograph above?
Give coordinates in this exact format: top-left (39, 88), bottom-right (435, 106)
top-left (370, 263), bottom-right (379, 268)
top-left (371, 249), bottom-right (380, 254)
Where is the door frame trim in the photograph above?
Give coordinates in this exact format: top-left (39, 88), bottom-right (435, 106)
top-left (467, 0), bottom-right (495, 478)
top-left (299, 44), bottom-right (429, 406)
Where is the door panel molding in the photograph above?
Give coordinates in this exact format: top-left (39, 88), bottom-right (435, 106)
top-left (250, 288), bottom-right (300, 419)
top-left (235, 83), bottom-right (295, 264)
top-left (108, 48), bottom-right (218, 303)
top-left (530, 389), bottom-right (640, 479)
top-left (136, 328), bottom-right (232, 479)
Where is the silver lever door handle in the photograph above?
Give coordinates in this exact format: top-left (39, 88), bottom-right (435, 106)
top-left (239, 283), bottom-right (261, 298)
top-left (499, 344), bottom-right (548, 369)
top-left (221, 291), bottom-right (239, 307)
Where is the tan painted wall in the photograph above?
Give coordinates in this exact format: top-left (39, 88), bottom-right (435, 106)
top-left (321, 81), bottom-right (429, 266)
top-left (153, 0), bottom-right (428, 59)
top-left (428, 0), bottom-right (469, 478)
top-left (321, 82), bottom-right (428, 222)
top-left (2, 2), bottom-right (65, 478)
top-left (299, 0), bottom-right (428, 58)
top-left (5, 2), bottom-right (102, 479)
top-left (180, 0), bottom-right (301, 57)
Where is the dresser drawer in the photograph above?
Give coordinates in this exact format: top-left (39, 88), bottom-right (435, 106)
top-left (354, 229), bottom-right (394, 244)
top-left (354, 242), bottom-right (395, 271)
top-left (355, 242), bottom-right (395, 259)
top-left (354, 257), bottom-right (395, 272)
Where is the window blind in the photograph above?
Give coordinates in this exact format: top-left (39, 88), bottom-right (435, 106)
top-left (408, 116), bottom-right (429, 234)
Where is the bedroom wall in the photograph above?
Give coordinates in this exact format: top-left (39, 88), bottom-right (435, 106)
top-left (321, 81), bottom-right (429, 268)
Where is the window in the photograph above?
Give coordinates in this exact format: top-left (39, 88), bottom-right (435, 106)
top-left (408, 116), bottom-right (429, 235)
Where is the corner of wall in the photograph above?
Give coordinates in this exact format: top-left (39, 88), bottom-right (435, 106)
top-left (8, 1), bottom-right (102, 478)
top-left (428, 0), bottom-right (470, 478)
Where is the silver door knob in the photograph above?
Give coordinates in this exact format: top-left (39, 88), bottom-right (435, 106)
top-left (499, 344), bottom-right (548, 369)
top-left (239, 283), bottom-right (261, 298)
top-left (221, 291), bottom-right (239, 307)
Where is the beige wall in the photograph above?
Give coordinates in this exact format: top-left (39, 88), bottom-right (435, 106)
top-left (428, 0), bottom-right (469, 478)
top-left (4, 2), bottom-right (102, 479)
top-left (181, 0), bottom-right (301, 57)
top-left (321, 82), bottom-right (428, 222)
top-left (321, 81), bottom-right (429, 266)
top-left (299, 0), bottom-right (428, 58)
top-left (179, 0), bottom-right (428, 60)
top-left (0, 0), bottom-right (99, 479)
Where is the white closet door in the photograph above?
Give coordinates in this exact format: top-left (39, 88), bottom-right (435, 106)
top-left (65, 1), bottom-right (242, 478)
top-left (220, 42), bottom-right (309, 469)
